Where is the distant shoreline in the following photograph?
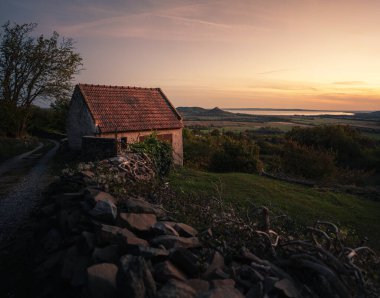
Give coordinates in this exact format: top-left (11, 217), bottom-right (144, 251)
top-left (223, 108), bottom-right (373, 113)
top-left (223, 108), bottom-right (356, 116)
top-left (176, 106), bottom-right (379, 118)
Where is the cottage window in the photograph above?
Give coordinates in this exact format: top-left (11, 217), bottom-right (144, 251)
top-left (120, 137), bottom-right (128, 149)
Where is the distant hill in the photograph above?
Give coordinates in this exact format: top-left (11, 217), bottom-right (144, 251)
top-left (176, 106), bottom-right (289, 122)
top-left (354, 111), bottom-right (380, 121)
top-left (177, 106), bottom-right (236, 118)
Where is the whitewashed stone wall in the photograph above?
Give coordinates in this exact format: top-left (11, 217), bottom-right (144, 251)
top-left (66, 92), bottom-right (96, 150)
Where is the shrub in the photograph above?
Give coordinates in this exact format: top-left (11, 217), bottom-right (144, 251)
top-left (183, 129), bottom-right (263, 174)
top-left (281, 140), bottom-right (337, 180)
top-left (209, 137), bottom-right (263, 174)
top-left (130, 133), bottom-right (173, 177)
top-left (286, 125), bottom-right (369, 169)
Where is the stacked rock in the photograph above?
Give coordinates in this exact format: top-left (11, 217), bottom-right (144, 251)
top-left (32, 169), bottom-right (374, 298)
top-left (32, 179), bottom-right (265, 298)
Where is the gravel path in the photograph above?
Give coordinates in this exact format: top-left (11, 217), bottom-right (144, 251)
top-left (0, 140), bottom-right (59, 247)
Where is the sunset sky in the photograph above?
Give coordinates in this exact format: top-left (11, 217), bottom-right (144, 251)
top-left (1, 0), bottom-right (380, 110)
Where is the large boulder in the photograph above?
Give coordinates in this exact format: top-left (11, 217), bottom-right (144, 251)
top-left (77, 231), bottom-right (95, 255)
top-left (92, 245), bottom-right (119, 263)
top-left (198, 288), bottom-right (244, 298)
top-left (210, 279), bottom-right (235, 289)
top-left (95, 224), bottom-right (130, 245)
top-left (186, 279), bottom-right (210, 294)
top-left (156, 279), bottom-right (196, 298)
top-left (123, 197), bottom-right (166, 218)
top-left (151, 235), bottom-right (200, 249)
top-left (88, 199), bottom-right (117, 223)
top-left (85, 189), bottom-right (117, 206)
top-left (61, 246), bottom-right (91, 287)
top-left (154, 261), bottom-right (187, 282)
top-left (170, 248), bottom-right (200, 277)
top-left (95, 224), bottom-right (148, 249)
top-left (204, 251), bottom-right (225, 279)
top-left (152, 222), bottom-right (179, 237)
top-left (174, 223), bottom-right (199, 238)
top-left (119, 212), bottom-right (157, 233)
top-left (133, 246), bottom-right (170, 260)
top-left (87, 263), bottom-right (118, 298)
top-left (117, 255), bottom-right (156, 298)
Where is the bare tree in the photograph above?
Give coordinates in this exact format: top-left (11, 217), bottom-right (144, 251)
top-left (0, 22), bottom-right (82, 137)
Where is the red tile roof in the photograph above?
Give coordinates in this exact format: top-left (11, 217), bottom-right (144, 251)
top-left (76, 84), bottom-right (182, 133)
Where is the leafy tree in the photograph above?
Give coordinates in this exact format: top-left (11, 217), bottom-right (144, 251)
top-left (50, 97), bottom-right (70, 132)
top-left (286, 125), bottom-right (365, 168)
top-left (0, 22), bottom-right (82, 137)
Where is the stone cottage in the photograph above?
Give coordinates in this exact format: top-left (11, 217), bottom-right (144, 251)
top-left (67, 84), bottom-right (183, 165)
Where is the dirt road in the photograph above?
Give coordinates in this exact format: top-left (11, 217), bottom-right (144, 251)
top-left (0, 140), bottom-right (59, 246)
top-left (0, 140), bottom-right (60, 297)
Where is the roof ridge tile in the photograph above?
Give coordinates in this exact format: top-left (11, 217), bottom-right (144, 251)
top-left (79, 83), bottom-right (162, 90)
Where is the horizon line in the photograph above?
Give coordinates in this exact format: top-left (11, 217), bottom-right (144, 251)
top-left (176, 106), bottom-right (377, 112)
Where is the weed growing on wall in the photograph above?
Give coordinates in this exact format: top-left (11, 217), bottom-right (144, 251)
top-left (130, 133), bottom-right (173, 177)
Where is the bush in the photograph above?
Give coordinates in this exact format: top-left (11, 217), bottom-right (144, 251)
top-left (183, 132), bottom-right (214, 169)
top-left (209, 137), bottom-right (263, 174)
top-left (281, 140), bottom-right (337, 180)
top-left (183, 129), bottom-right (263, 174)
top-left (286, 125), bottom-right (373, 169)
top-left (130, 133), bottom-right (173, 177)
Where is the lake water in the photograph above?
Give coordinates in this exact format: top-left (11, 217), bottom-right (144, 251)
top-left (224, 109), bottom-right (354, 116)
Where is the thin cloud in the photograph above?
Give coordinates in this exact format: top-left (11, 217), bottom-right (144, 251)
top-left (257, 68), bottom-right (303, 75)
top-left (247, 79), bottom-right (319, 92)
top-left (332, 81), bottom-right (367, 85)
top-left (57, 0), bottom-right (273, 40)
top-left (156, 14), bottom-right (232, 29)
top-left (249, 85), bottom-right (318, 92)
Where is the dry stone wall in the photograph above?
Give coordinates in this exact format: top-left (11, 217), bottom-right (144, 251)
top-left (30, 159), bottom-right (379, 298)
top-left (32, 176), bottom-right (247, 297)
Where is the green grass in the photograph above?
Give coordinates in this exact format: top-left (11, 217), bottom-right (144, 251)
top-left (0, 137), bottom-right (39, 162)
top-left (169, 167), bottom-right (380, 250)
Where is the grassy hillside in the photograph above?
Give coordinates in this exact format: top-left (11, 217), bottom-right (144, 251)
top-left (169, 167), bottom-right (380, 249)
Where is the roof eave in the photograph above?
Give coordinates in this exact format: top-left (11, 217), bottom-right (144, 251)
top-left (98, 126), bottom-right (183, 134)
top-left (77, 83), bottom-right (97, 125)
top-left (157, 88), bottom-right (183, 121)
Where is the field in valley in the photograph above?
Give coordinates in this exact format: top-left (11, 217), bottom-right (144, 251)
top-left (178, 107), bottom-right (380, 138)
top-left (172, 107), bottom-right (380, 251)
